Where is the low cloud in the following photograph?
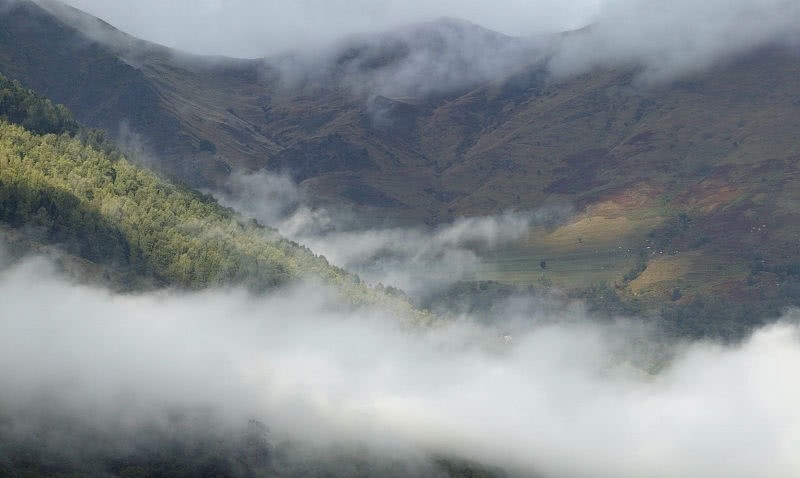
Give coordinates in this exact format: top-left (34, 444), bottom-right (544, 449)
top-left (2, 248), bottom-right (800, 477)
top-left (54, 0), bottom-right (800, 94)
top-left (276, 0), bottom-right (800, 97)
top-left (58, 0), bottom-right (597, 58)
top-left (549, 0), bottom-right (800, 84)
top-left (288, 211), bottom-right (545, 300)
top-left (214, 170), bottom-right (572, 301)
top-left (270, 19), bottom-right (543, 98)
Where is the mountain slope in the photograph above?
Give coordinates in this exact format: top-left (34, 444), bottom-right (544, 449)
top-left (0, 0), bottom-right (235, 184)
top-left (3, 0), bottom-right (800, 303)
top-left (6, 1), bottom-right (797, 217)
top-left (0, 72), bottom-right (507, 478)
top-left (0, 73), bottom-right (424, 319)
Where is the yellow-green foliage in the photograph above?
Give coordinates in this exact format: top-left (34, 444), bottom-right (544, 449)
top-left (0, 67), bottom-right (429, 316)
top-left (0, 122), bottom-right (348, 291)
top-left (0, 122), bottom-right (430, 318)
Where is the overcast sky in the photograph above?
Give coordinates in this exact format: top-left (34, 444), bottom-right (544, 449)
top-left (61, 0), bottom-right (603, 57)
top-left (57, 0), bottom-right (800, 88)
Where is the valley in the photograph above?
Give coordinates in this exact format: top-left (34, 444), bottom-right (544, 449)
top-left (1, 1), bottom-right (800, 477)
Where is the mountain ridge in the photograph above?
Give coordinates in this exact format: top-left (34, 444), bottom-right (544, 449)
top-left (3, 0), bottom-right (800, 303)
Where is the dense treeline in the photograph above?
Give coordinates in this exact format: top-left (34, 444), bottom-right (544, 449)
top-left (0, 76), bottom-right (302, 287)
top-left (0, 176), bottom-right (132, 266)
top-left (0, 73), bottom-right (79, 136)
top-left (575, 280), bottom-right (800, 343)
top-left (0, 73), bottom-right (424, 314)
top-left (0, 71), bottom-right (123, 158)
top-left (0, 121), bottom-right (379, 295)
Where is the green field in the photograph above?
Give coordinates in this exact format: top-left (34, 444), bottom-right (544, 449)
top-left (478, 212), bottom-right (661, 288)
top-left (480, 243), bottom-right (638, 288)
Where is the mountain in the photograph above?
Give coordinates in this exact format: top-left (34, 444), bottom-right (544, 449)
top-left (2, 0), bottom-right (800, 306)
top-left (0, 72), bottom-right (425, 321)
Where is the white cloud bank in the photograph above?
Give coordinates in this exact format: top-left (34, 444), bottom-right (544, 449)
top-left (57, 0), bottom-right (800, 88)
top-left (549, 0), bottom-right (800, 83)
top-left (58, 0), bottom-right (600, 58)
top-left (213, 171), bottom-right (571, 300)
top-left (2, 251), bottom-right (800, 477)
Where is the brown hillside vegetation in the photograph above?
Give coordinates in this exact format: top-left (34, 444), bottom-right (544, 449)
top-left (2, 0), bottom-right (800, 302)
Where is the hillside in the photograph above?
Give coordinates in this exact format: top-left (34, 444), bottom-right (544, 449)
top-left (2, 0), bottom-right (800, 306)
top-left (0, 70), bottom-right (537, 478)
top-left (0, 73), bottom-right (422, 317)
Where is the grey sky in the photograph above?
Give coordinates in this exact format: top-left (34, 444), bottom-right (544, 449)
top-left (57, 0), bottom-right (800, 87)
top-left (60, 0), bottom-right (603, 57)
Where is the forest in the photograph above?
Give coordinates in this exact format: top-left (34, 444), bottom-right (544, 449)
top-left (0, 72), bottom-right (418, 311)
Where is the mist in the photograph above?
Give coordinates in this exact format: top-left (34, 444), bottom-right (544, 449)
top-left (58, 0), bottom-right (598, 58)
top-left (212, 170), bottom-right (572, 302)
top-left (2, 239), bottom-right (800, 477)
top-left (548, 0), bottom-right (800, 84)
top-left (55, 0), bottom-right (800, 92)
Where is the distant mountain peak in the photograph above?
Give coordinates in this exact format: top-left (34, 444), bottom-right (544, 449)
top-left (266, 14), bottom-right (538, 100)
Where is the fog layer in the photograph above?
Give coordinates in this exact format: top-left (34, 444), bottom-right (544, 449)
top-left (59, 0), bottom-right (598, 57)
top-left (2, 247), bottom-right (800, 477)
top-left (58, 0), bottom-right (800, 89)
top-left (549, 0), bottom-right (800, 83)
top-left (213, 171), bottom-right (572, 300)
